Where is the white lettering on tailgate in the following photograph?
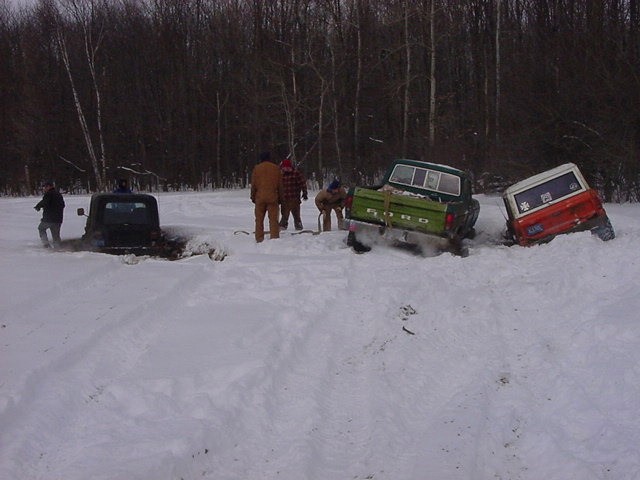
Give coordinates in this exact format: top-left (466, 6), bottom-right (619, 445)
top-left (364, 208), bottom-right (429, 224)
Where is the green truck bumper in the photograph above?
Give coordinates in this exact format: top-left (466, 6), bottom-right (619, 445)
top-left (345, 218), bottom-right (451, 247)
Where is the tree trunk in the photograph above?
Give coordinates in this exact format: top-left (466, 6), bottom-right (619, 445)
top-left (57, 31), bottom-right (104, 191)
top-left (81, 21), bottom-right (107, 186)
top-left (287, 39), bottom-right (298, 162)
top-left (353, 0), bottom-right (363, 167)
top-left (330, 41), bottom-right (342, 181)
top-left (495, 0), bottom-right (501, 148)
top-left (402, 0), bottom-right (411, 158)
top-left (428, 0), bottom-right (436, 150)
top-left (317, 78), bottom-right (326, 177)
top-left (215, 91), bottom-right (223, 187)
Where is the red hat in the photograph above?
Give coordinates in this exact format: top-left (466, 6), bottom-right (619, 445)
top-left (280, 159), bottom-right (293, 171)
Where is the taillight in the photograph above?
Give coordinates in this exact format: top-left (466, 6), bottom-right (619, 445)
top-left (344, 195), bottom-right (353, 209)
top-left (445, 213), bottom-right (455, 230)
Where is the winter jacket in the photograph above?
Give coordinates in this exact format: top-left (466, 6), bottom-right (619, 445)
top-left (35, 188), bottom-right (65, 223)
top-left (251, 160), bottom-right (283, 204)
top-left (315, 187), bottom-right (346, 211)
top-left (281, 169), bottom-right (307, 203)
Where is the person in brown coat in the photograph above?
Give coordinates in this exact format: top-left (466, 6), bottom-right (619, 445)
top-left (315, 179), bottom-right (347, 232)
top-left (250, 151), bottom-right (283, 242)
top-left (278, 159), bottom-right (308, 231)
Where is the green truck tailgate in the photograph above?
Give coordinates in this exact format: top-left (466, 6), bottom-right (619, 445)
top-left (350, 187), bottom-right (448, 234)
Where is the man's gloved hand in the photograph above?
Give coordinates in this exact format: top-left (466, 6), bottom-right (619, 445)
top-left (34, 205), bottom-right (40, 211)
top-left (302, 194), bottom-right (308, 201)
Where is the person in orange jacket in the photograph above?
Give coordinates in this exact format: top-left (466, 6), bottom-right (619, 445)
top-left (250, 151), bottom-right (284, 242)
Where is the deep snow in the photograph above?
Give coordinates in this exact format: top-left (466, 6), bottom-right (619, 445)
top-left (1, 189), bottom-right (639, 480)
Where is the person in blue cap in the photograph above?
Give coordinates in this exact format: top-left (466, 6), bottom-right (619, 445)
top-left (314, 179), bottom-right (346, 231)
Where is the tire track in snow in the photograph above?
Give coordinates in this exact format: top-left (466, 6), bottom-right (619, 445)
top-left (299, 252), bottom-right (417, 480)
top-left (0, 257), bottom-right (217, 479)
top-left (186, 248), bottom-right (356, 479)
top-left (201, 246), bottom-right (440, 479)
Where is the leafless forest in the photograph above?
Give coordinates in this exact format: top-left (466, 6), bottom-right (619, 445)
top-left (1, 0), bottom-right (638, 199)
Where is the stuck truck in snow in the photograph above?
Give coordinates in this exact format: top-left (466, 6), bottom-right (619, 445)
top-left (344, 159), bottom-right (480, 254)
top-left (502, 162), bottom-right (615, 246)
top-left (77, 193), bottom-right (168, 255)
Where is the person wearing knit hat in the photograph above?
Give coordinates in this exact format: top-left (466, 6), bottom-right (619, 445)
top-left (278, 159), bottom-right (308, 230)
top-left (327, 179), bottom-right (340, 191)
top-left (314, 179), bottom-right (346, 232)
top-left (280, 159), bottom-right (293, 171)
top-left (250, 151), bottom-right (284, 242)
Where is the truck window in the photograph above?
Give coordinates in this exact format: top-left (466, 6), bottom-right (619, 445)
top-left (437, 173), bottom-right (461, 196)
top-left (412, 168), bottom-right (427, 187)
top-left (103, 201), bottom-right (150, 225)
top-left (514, 171), bottom-right (583, 214)
top-left (425, 171), bottom-right (440, 190)
top-left (390, 164), bottom-right (461, 196)
top-left (389, 165), bottom-right (415, 184)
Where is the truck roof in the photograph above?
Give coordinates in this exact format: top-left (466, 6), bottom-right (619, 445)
top-left (90, 192), bottom-right (158, 203)
top-left (503, 163), bottom-right (588, 196)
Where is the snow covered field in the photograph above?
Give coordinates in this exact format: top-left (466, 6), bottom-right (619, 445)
top-left (1, 189), bottom-right (639, 480)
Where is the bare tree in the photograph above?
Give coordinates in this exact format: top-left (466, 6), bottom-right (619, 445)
top-left (353, 0), bottom-right (363, 165)
top-left (56, 0), bottom-right (107, 191)
top-left (401, 0), bottom-right (413, 157)
top-left (57, 27), bottom-right (104, 191)
top-left (427, 0), bottom-right (436, 149)
top-left (495, 0), bottom-right (501, 147)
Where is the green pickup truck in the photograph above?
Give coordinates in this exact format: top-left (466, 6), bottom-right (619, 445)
top-left (344, 159), bottom-right (480, 255)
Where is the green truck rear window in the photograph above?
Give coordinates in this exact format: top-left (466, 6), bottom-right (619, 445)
top-left (389, 164), bottom-right (461, 196)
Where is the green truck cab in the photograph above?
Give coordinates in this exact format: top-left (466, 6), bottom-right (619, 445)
top-left (344, 159), bottom-right (480, 254)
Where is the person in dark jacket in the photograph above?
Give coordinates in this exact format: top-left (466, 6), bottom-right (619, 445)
top-left (250, 151), bottom-right (284, 242)
top-left (34, 181), bottom-right (65, 248)
top-left (315, 179), bottom-right (346, 231)
top-left (278, 159), bottom-right (308, 230)
top-left (113, 178), bottom-right (132, 193)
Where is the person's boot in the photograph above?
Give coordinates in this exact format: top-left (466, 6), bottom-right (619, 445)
top-left (294, 222), bottom-right (303, 230)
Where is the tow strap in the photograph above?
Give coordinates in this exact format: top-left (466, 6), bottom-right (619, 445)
top-left (383, 190), bottom-right (393, 228)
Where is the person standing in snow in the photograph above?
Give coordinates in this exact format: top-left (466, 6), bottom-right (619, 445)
top-left (113, 178), bottom-right (132, 193)
top-left (315, 179), bottom-right (346, 232)
top-left (278, 158), bottom-right (308, 231)
top-left (34, 181), bottom-right (65, 248)
top-left (250, 151), bottom-right (284, 242)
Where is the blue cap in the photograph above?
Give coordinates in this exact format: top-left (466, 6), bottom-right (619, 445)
top-left (327, 180), bottom-right (340, 191)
